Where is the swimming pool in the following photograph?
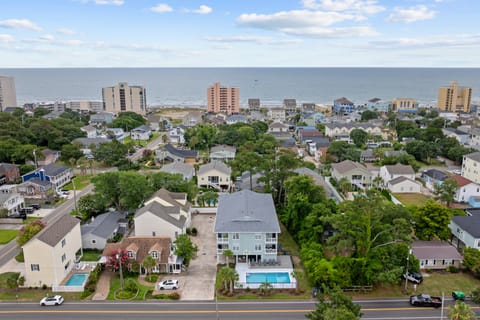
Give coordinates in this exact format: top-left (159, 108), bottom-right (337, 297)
top-left (246, 272), bottom-right (290, 284)
top-left (65, 273), bottom-right (89, 286)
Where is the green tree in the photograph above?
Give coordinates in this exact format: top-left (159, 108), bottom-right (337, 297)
top-left (306, 286), bottom-right (362, 320)
top-left (448, 301), bottom-right (476, 320)
top-left (78, 194), bottom-right (107, 220)
top-left (463, 248), bottom-right (480, 276)
top-left (231, 150), bottom-right (262, 191)
top-left (17, 220), bottom-right (46, 246)
top-left (218, 266), bottom-right (238, 294)
top-left (258, 281), bottom-right (273, 296)
top-left (433, 178), bottom-right (459, 207)
top-left (222, 249), bottom-right (234, 265)
top-left (183, 124), bottom-right (218, 150)
top-left (291, 269), bottom-right (304, 293)
top-left (361, 110), bottom-right (378, 121)
top-left (413, 200), bottom-right (452, 240)
top-left (337, 177), bottom-right (352, 195)
top-left (142, 255), bottom-right (157, 275)
top-left (92, 140), bottom-right (129, 167)
top-left (174, 234), bottom-right (198, 267)
top-left (60, 143), bottom-right (84, 162)
top-left (350, 129), bottom-right (368, 148)
top-left (111, 112), bottom-right (146, 131)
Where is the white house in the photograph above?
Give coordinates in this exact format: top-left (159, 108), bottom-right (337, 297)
top-left (387, 176), bottom-right (422, 193)
top-left (380, 164), bottom-right (415, 185)
top-left (197, 161), bottom-right (232, 192)
top-left (450, 214), bottom-right (480, 249)
top-left (268, 108), bottom-right (286, 122)
top-left (168, 127), bottom-right (185, 145)
top-left (450, 175), bottom-right (480, 204)
top-left (462, 152), bottom-right (480, 184)
top-left (22, 214), bottom-right (82, 288)
top-left (210, 145), bottom-right (236, 162)
top-left (81, 212), bottom-right (127, 250)
top-left (130, 125), bottom-right (152, 141)
top-left (134, 189), bottom-right (191, 240)
top-left (268, 122), bottom-right (289, 133)
top-left (80, 125), bottom-right (97, 139)
top-left (0, 192), bottom-right (25, 216)
top-left (331, 160), bottom-right (373, 189)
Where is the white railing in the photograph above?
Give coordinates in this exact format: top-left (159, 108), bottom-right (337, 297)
top-left (265, 249), bottom-right (277, 254)
top-left (52, 285), bottom-right (84, 292)
top-left (217, 238), bottom-right (228, 243)
top-left (265, 238), bottom-right (276, 243)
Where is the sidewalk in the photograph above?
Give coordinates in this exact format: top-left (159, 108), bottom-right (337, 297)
top-left (92, 270), bottom-right (113, 300)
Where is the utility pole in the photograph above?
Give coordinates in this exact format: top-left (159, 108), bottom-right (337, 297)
top-left (72, 178), bottom-right (78, 211)
top-left (404, 248), bottom-right (412, 292)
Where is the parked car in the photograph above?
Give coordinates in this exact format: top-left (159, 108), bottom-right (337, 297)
top-left (30, 204), bottom-right (41, 210)
top-left (402, 272), bottom-right (423, 284)
top-left (158, 279), bottom-right (179, 290)
top-left (452, 291), bottom-right (466, 301)
top-left (40, 295), bottom-right (64, 306)
top-left (410, 293), bottom-right (442, 307)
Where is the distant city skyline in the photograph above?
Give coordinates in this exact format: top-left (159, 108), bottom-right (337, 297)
top-left (0, 0), bottom-right (478, 68)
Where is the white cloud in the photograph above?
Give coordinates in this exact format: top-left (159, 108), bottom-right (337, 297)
top-left (39, 34), bottom-right (55, 41)
top-left (205, 35), bottom-right (302, 45)
top-left (387, 5), bottom-right (436, 23)
top-left (302, 0), bottom-right (384, 15)
top-left (0, 34), bottom-right (15, 42)
top-left (150, 3), bottom-right (173, 13)
top-left (0, 19), bottom-right (42, 31)
top-left (368, 34), bottom-right (480, 49)
top-left (237, 10), bottom-right (377, 38)
top-left (57, 28), bottom-right (76, 35)
top-left (192, 5), bottom-right (212, 14)
top-left (94, 0), bottom-right (124, 5)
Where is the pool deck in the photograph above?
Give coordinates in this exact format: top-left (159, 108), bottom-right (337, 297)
top-left (235, 256), bottom-right (295, 289)
top-left (59, 262), bottom-right (96, 286)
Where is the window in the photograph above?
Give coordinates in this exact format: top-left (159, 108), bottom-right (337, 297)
top-left (152, 231), bottom-right (156, 236)
top-left (61, 254), bottom-right (66, 263)
top-left (31, 264), bottom-right (40, 271)
top-left (91, 239), bottom-right (96, 244)
top-left (61, 239), bottom-right (66, 247)
top-left (255, 244), bottom-right (262, 251)
top-left (232, 233), bottom-right (239, 240)
top-left (255, 234), bottom-right (262, 240)
top-left (151, 251), bottom-right (159, 259)
top-left (127, 251), bottom-right (135, 259)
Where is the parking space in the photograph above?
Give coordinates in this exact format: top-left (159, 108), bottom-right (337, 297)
top-left (163, 214), bottom-right (217, 301)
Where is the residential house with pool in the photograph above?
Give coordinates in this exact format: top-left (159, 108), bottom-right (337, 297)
top-left (214, 190), bottom-right (294, 289)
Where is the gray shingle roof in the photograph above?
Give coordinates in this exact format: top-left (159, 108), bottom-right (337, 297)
top-left (160, 162), bottom-right (194, 178)
top-left (81, 212), bottom-right (126, 239)
top-left (41, 164), bottom-right (70, 177)
top-left (465, 152), bottom-right (480, 162)
top-left (383, 164), bottom-right (414, 175)
top-left (332, 160), bottom-right (369, 175)
top-left (214, 190), bottom-right (280, 233)
top-left (388, 176), bottom-right (418, 186)
top-left (452, 215), bottom-right (480, 238)
top-left (134, 201), bottom-right (186, 229)
top-left (35, 214), bottom-right (80, 247)
top-left (132, 125), bottom-right (151, 133)
top-left (210, 145), bottom-right (236, 153)
top-left (412, 241), bottom-right (463, 260)
top-left (422, 169), bottom-right (449, 181)
top-left (198, 161), bottom-right (231, 175)
top-left (164, 144), bottom-right (197, 158)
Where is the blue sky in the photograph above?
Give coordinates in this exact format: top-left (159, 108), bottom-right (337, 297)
top-left (0, 0), bottom-right (478, 67)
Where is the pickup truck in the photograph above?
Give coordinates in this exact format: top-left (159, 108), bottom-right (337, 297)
top-left (410, 294), bottom-right (442, 307)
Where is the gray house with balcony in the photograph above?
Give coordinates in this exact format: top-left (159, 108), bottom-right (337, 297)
top-left (214, 190), bottom-right (280, 264)
top-left (449, 214), bottom-right (480, 249)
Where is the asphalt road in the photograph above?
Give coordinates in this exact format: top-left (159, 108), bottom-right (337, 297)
top-left (0, 184), bottom-right (94, 267)
top-left (0, 299), bottom-right (477, 320)
top-left (127, 134), bottom-right (165, 162)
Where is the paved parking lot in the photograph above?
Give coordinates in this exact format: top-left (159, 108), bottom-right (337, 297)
top-left (155, 214), bottom-right (217, 301)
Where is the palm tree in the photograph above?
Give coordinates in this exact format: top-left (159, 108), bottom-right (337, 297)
top-left (449, 301), bottom-right (476, 320)
top-left (259, 281), bottom-right (273, 296)
top-left (222, 249), bottom-right (234, 266)
top-left (218, 266), bottom-right (238, 294)
top-left (372, 176), bottom-right (383, 190)
top-left (338, 177), bottom-right (352, 195)
top-left (141, 255), bottom-right (157, 276)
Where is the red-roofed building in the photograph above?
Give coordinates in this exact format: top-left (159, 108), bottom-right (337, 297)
top-left (451, 174), bottom-right (480, 205)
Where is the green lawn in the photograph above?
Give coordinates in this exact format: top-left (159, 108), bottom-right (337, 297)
top-left (353, 271), bottom-right (480, 298)
top-left (0, 289), bottom-right (82, 301)
top-left (23, 217), bottom-right (41, 224)
top-left (0, 272), bottom-right (19, 288)
top-left (0, 230), bottom-right (18, 245)
top-left (392, 193), bottom-right (431, 206)
top-left (107, 274), bottom-right (153, 300)
top-left (278, 222), bottom-right (300, 257)
top-left (81, 249), bottom-right (102, 262)
top-left (63, 175), bottom-right (93, 191)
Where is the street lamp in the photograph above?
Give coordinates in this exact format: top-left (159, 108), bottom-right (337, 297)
top-left (404, 248), bottom-right (413, 292)
top-left (72, 178), bottom-right (78, 211)
top-left (116, 253), bottom-right (124, 292)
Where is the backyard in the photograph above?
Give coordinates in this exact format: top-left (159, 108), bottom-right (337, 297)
top-left (392, 193), bottom-right (431, 206)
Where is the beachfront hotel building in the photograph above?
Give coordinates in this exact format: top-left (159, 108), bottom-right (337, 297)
top-left (207, 82), bottom-right (239, 114)
top-left (102, 82), bottom-right (147, 115)
top-left (389, 98), bottom-right (418, 113)
top-left (438, 81), bottom-right (471, 113)
top-left (0, 76), bottom-right (17, 112)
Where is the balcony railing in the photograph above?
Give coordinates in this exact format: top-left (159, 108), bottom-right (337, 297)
top-left (265, 249), bottom-right (277, 254)
top-left (217, 237), bottom-right (229, 244)
top-left (265, 238), bottom-right (277, 243)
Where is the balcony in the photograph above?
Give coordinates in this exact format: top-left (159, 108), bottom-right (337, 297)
top-left (265, 238), bottom-right (277, 243)
top-left (217, 237), bottom-right (229, 244)
top-left (265, 248), bottom-right (277, 254)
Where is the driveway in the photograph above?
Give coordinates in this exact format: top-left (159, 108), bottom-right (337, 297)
top-left (156, 214), bottom-right (217, 301)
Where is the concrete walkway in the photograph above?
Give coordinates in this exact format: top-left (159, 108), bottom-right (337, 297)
top-left (92, 270), bottom-right (113, 300)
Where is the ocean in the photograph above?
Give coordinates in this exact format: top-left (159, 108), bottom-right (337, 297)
top-left (1, 68), bottom-right (480, 107)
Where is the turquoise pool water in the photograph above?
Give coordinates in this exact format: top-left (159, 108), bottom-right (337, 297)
top-left (65, 273), bottom-right (88, 286)
top-left (246, 272), bottom-right (290, 284)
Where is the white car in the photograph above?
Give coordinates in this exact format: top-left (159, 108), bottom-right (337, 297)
top-left (40, 295), bottom-right (64, 306)
top-left (158, 279), bottom-right (179, 290)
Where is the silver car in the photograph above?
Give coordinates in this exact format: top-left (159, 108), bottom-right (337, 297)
top-left (158, 279), bottom-right (179, 290)
top-left (40, 295), bottom-right (64, 306)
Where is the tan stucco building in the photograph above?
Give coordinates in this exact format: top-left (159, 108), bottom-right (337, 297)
top-left (438, 81), bottom-right (471, 113)
top-left (389, 98), bottom-right (418, 112)
top-left (22, 214), bottom-right (82, 288)
top-left (0, 76), bottom-right (17, 111)
top-left (207, 82), bottom-right (239, 114)
top-left (102, 82), bottom-right (147, 115)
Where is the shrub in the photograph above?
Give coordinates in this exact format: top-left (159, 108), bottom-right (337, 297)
top-left (447, 265), bottom-right (459, 273)
top-left (145, 274), bottom-right (158, 283)
top-left (125, 278), bottom-right (138, 293)
top-left (471, 287), bottom-right (480, 304)
top-left (191, 227), bottom-right (198, 236)
top-left (168, 292), bottom-right (180, 300)
top-left (42, 284), bottom-right (47, 290)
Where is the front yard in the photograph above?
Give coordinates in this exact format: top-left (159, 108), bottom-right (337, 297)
top-left (392, 193), bottom-right (431, 206)
top-left (63, 175), bottom-right (93, 191)
top-left (0, 230), bottom-right (18, 245)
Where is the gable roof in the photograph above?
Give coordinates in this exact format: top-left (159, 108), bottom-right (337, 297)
top-left (102, 236), bottom-right (171, 263)
top-left (159, 162), bottom-right (194, 177)
top-left (40, 164), bottom-right (70, 176)
top-left (464, 152), bottom-right (480, 162)
top-left (214, 190), bottom-right (280, 233)
top-left (334, 97), bottom-right (353, 105)
top-left (34, 214), bottom-right (80, 247)
top-left (148, 188), bottom-right (190, 211)
top-left (452, 215), bottom-right (480, 238)
top-left (422, 169), bottom-right (449, 181)
top-left (412, 241), bottom-right (463, 260)
top-left (81, 211), bottom-right (126, 239)
top-left (164, 144), bottom-right (197, 158)
top-left (388, 176), bottom-right (419, 186)
top-left (210, 145), bottom-right (236, 153)
top-left (383, 164), bottom-right (414, 175)
top-left (450, 174), bottom-right (474, 187)
top-left (332, 160), bottom-right (369, 175)
top-left (0, 163), bottom-right (18, 173)
top-left (0, 193), bottom-right (16, 204)
top-left (198, 161), bottom-right (231, 175)
top-left (132, 125), bottom-right (151, 133)
top-left (134, 201), bottom-right (186, 229)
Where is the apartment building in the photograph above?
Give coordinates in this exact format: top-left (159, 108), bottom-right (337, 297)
top-left (438, 81), bottom-right (472, 113)
top-left (389, 98), bottom-right (418, 113)
top-left (0, 76), bottom-right (17, 111)
top-left (207, 82), bottom-right (239, 114)
top-left (462, 151), bottom-right (480, 183)
top-left (102, 82), bottom-right (147, 115)
top-left (66, 100), bottom-right (103, 113)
